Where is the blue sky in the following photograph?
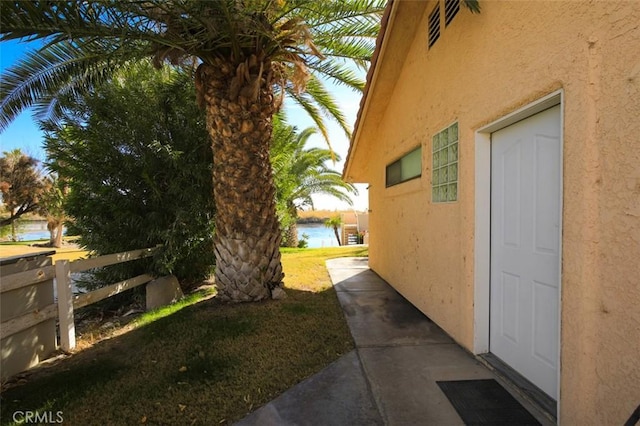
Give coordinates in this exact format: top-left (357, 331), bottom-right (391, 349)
top-left (0, 39), bottom-right (368, 211)
top-left (0, 40), bottom-right (47, 159)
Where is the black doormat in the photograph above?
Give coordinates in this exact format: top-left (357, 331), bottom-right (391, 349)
top-left (437, 379), bottom-right (541, 425)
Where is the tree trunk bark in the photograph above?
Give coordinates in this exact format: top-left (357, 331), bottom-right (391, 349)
top-left (283, 204), bottom-right (299, 247)
top-left (333, 226), bottom-right (341, 246)
top-left (54, 223), bottom-right (64, 248)
top-left (47, 220), bottom-right (56, 246)
top-left (197, 59), bottom-right (284, 302)
top-left (47, 219), bottom-right (64, 247)
top-left (284, 221), bottom-right (298, 247)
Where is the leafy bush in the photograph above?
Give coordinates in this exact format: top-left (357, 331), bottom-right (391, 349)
top-left (44, 62), bottom-right (215, 288)
top-left (297, 233), bottom-right (310, 248)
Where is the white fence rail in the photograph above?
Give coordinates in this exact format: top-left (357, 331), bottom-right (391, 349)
top-left (0, 252), bottom-right (57, 380)
top-left (0, 246), bottom-right (158, 378)
top-left (2, 304), bottom-right (58, 338)
top-left (56, 247), bottom-right (157, 351)
top-left (0, 265), bottom-right (59, 337)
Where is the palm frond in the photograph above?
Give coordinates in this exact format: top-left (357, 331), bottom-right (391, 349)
top-left (285, 89), bottom-right (332, 152)
top-left (1, 1), bottom-right (153, 44)
top-left (1, 0), bottom-right (386, 137)
top-left (307, 60), bottom-right (364, 92)
top-left (463, 0), bottom-right (482, 14)
top-left (294, 0), bottom-right (385, 31)
top-left (0, 39), bottom-right (148, 129)
top-left (303, 75), bottom-right (351, 140)
top-left (271, 117), bottom-right (357, 221)
top-left (314, 36), bottom-right (376, 67)
top-left (311, 15), bottom-right (380, 39)
top-left (300, 177), bottom-right (358, 204)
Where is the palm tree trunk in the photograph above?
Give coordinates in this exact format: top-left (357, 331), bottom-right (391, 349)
top-left (284, 204), bottom-right (299, 247)
top-left (333, 226), bottom-right (341, 246)
top-left (197, 60), bottom-right (284, 302)
top-left (284, 221), bottom-right (298, 247)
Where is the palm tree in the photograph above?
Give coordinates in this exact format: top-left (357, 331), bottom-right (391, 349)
top-left (0, 0), bottom-right (385, 302)
top-left (271, 115), bottom-right (357, 247)
top-left (324, 215), bottom-right (343, 246)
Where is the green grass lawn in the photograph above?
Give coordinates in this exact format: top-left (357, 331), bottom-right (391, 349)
top-left (0, 237), bottom-right (87, 262)
top-left (0, 246), bottom-right (367, 425)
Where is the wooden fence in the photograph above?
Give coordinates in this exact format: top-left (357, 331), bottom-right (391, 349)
top-left (0, 252), bottom-right (57, 380)
top-left (1, 246), bottom-right (157, 379)
top-left (56, 247), bottom-right (156, 351)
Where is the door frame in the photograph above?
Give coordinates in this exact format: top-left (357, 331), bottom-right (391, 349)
top-left (473, 90), bottom-right (564, 417)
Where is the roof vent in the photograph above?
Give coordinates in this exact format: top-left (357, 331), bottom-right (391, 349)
top-left (428, 5), bottom-right (440, 48)
top-left (445, 0), bottom-right (460, 26)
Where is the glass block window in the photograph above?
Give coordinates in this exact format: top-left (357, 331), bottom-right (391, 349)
top-left (428, 4), bottom-right (440, 48)
top-left (386, 146), bottom-right (422, 187)
top-left (432, 122), bottom-right (458, 202)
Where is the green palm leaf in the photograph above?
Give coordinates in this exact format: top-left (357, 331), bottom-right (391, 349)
top-left (1, 0), bottom-right (385, 131)
top-left (271, 114), bottom-right (358, 246)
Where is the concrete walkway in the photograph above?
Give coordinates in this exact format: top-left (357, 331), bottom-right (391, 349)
top-left (236, 257), bottom-right (547, 425)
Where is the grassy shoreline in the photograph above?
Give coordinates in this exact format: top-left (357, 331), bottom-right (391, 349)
top-left (0, 240), bottom-right (87, 262)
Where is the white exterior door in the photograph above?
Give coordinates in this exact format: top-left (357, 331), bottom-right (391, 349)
top-left (490, 105), bottom-right (561, 400)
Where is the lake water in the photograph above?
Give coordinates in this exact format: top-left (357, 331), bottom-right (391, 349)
top-left (2, 220), bottom-right (54, 241)
top-left (297, 224), bottom-right (339, 248)
top-left (5, 221), bottom-right (339, 248)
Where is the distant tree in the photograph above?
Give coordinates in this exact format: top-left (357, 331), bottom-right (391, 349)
top-left (324, 215), bottom-right (343, 246)
top-left (0, 149), bottom-right (44, 239)
top-left (44, 62), bottom-right (215, 287)
top-left (271, 116), bottom-right (357, 247)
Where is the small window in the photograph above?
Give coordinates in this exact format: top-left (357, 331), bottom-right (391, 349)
top-left (386, 146), bottom-right (422, 187)
top-left (444, 0), bottom-right (460, 26)
top-left (432, 123), bottom-right (458, 202)
top-left (428, 5), bottom-right (440, 48)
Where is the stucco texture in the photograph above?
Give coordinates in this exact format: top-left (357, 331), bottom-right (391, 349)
top-left (346, 1), bottom-right (640, 424)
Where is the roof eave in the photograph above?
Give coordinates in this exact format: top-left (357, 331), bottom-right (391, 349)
top-left (342, 0), bottom-right (397, 182)
top-left (343, 0), bottom-right (428, 183)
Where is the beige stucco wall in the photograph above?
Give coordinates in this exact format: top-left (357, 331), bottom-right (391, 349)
top-left (348, 1), bottom-right (640, 424)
